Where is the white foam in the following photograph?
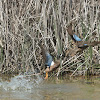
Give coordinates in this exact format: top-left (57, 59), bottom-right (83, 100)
top-left (0, 74), bottom-right (43, 91)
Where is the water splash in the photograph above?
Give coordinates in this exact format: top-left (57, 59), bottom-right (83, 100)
top-left (0, 74), bottom-right (43, 91)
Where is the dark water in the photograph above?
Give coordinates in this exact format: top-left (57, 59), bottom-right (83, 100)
top-left (0, 75), bottom-right (100, 100)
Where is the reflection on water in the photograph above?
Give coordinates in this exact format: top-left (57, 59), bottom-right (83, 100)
top-left (0, 74), bottom-right (100, 100)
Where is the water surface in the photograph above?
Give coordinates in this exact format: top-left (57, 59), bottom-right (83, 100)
top-left (0, 75), bottom-right (100, 100)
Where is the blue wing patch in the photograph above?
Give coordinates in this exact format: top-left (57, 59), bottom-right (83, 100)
top-left (73, 34), bottom-right (81, 41)
top-left (84, 44), bottom-right (87, 46)
top-left (73, 34), bottom-right (87, 47)
top-left (45, 53), bottom-right (53, 67)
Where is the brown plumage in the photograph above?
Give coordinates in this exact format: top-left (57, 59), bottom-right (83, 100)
top-left (39, 43), bottom-right (60, 79)
top-left (67, 23), bottom-right (77, 42)
top-left (67, 22), bottom-right (100, 56)
top-left (67, 23), bottom-right (74, 36)
top-left (44, 60), bottom-right (60, 73)
top-left (77, 41), bottom-right (100, 48)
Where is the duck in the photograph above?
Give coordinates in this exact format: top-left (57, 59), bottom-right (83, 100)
top-left (66, 22), bottom-right (100, 55)
top-left (39, 43), bottom-right (60, 79)
top-left (67, 23), bottom-right (87, 47)
top-left (44, 52), bottom-right (60, 79)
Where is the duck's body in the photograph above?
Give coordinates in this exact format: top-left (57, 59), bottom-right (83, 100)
top-left (39, 44), bottom-right (60, 79)
top-left (67, 22), bottom-right (100, 55)
top-left (45, 53), bottom-right (53, 67)
top-left (44, 52), bottom-right (60, 79)
top-left (67, 23), bottom-right (88, 47)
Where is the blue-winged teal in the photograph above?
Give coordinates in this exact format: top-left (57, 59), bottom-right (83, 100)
top-left (40, 44), bottom-right (60, 79)
top-left (67, 23), bottom-right (100, 49)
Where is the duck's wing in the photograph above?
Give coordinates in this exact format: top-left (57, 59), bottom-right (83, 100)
top-left (67, 23), bottom-right (74, 36)
top-left (67, 23), bottom-right (82, 42)
top-left (77, 41), bottom-right (100, 48)
top-left (45, 53), bottom-right (53, 66)
top-left (73, 34), bottom-right (82, 41)
top-left (39, 43), bottom-right (53, 66)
